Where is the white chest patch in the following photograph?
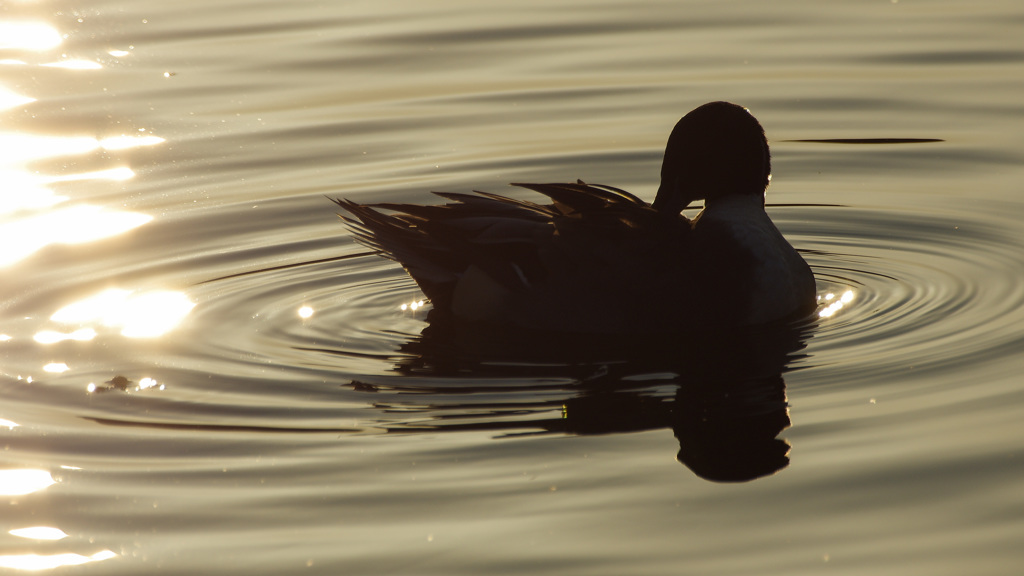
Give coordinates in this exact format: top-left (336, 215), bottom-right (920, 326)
top-left (695, 195), bottom-right (813, 323)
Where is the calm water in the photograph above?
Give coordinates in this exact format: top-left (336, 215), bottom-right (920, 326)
top-left (2, 0), bottom-right (1024, 574)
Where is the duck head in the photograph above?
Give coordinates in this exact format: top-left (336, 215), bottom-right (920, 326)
top-left (653, 101), bottom-right (771, 215)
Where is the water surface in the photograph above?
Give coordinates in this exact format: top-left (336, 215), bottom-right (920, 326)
top-left (2, 1), bottom-right (1024, 574)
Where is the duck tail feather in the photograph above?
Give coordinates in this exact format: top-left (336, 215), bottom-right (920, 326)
top-left (332, 199), bottom-right (463, 295)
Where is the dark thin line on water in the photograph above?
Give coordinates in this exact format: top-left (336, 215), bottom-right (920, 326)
top-left (767, 203), bottom-right (848, 208)
top-left (688, 203), bottom-right (847, 211)
top-left (811, 264), bottom-right (899, 281)
top-left (196, 251), bottom-right (377, 285)
top-left (293, 346), bottom-right (397, 361)
top-left (780, 138), bottom-right (944, 144)
top-left (84, 416), bottom-right (360, 434)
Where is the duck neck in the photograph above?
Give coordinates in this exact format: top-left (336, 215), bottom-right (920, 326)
top-left (703, 191), bottom-right (766, 211)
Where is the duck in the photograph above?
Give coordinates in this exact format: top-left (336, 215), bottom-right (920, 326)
top-left (334, 101), bottom-right (816, 334)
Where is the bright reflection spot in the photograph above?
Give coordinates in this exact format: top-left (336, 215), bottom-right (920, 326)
top-left (0, 550), bottom-right (117, 570)
top-left (0, 132), bottom-right (163, 164)
top-left (0, 87), bottom-right (35, 111)
top-left (0, 133), bottom-right (99, 162)
top-left (0, 418), bottom-right (19, 429)
top-left (138, 377), bottom-right (159, 390)
top-left (99, 135), bottom-right (165, 150)
top-left (41, 60), bottom-right (103, 70)
top-left (108, 49), bottom-right (130, 57)
top-left (0, 205), bottom-right (153, 267)
top-left (44, 167), bottom-right (136, 184)
top-left (119, 292), bottom-right (195, 338)
top-left (400, 300), bottom-right (426, 311)
top-left (0, 131), bottom-right (160, 220)
top-left (86, 383), bottom-right (97, 393)
top-left (0, 59), bottom-right (29, 66)
top-left (33, 328), bottom-right (96, 344)
top-left (50, 288), bottom-right (195, 338)
top-left (819, 290), bottom-right (855, 318)
top-left (0, 334), bottom-right (11, 341)
top-left (0, 172), bottom-right (66, 214)
top-left (0, 22), bottom-right (62, 51)
top-left (0, 469), bottom-right (55, 496)
top-left (298, 306), bottom-right (314, 319)
top-left (50, 289), bottom-right (131, 323)
top-left (9, 527), bottom-right (68, 541)
top-left (42, 362), bottom-right (69, 373)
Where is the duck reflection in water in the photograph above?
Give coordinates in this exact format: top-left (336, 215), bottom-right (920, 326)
top-left (334, 102), bottom-right (817, 482)
top-left (376, 314), bottom-right (811, 483)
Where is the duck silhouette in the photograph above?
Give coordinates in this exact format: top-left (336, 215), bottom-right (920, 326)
top-left (335, 101), bottom-right (815, 333)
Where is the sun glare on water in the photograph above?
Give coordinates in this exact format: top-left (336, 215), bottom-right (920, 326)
top-left (42, 288), bottom-right (196, 340)
top-left (0, 22), bottom-right (62, 51)
top-left (818, 290), bottom-right (855, 318)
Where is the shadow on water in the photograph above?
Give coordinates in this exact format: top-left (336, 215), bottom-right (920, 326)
top-left (336, 311), bottom-right (816, 483)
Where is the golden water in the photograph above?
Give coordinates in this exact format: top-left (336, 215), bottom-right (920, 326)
top-left (2, 1), bottom-right (1024, 574)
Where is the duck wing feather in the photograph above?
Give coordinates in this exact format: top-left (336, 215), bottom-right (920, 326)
top-left (334, 182), bottom-right (686, 324)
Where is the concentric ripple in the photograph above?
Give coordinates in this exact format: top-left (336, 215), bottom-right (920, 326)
top-left (185, 242), bottom-right (429, 381)
top-left (778, 203), bottom-right (1024, 389)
